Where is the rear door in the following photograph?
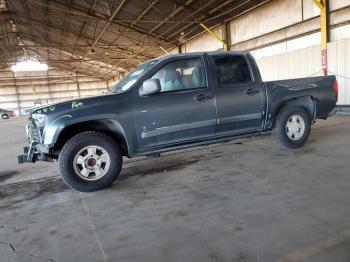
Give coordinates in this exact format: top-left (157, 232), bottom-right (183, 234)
top-left (209, 54), bottom-right (264, 136)
top-left (133, 56), bottom-right (217, 150)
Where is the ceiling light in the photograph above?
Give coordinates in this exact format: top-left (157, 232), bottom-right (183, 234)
top-left (11, 60), bottom-right (48, 72)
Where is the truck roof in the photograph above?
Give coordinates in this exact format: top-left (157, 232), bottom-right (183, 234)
top-left (156, 50), bottom-right (250, 61)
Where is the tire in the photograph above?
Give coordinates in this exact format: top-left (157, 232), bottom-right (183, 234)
top-left (272, 105), bottom-right (311, 149)
top-left (1, 114), bottom-right (9, 119)
top-left (58, 131), bottom-right (122, 192)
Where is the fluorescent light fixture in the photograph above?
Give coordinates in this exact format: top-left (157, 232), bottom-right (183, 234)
top-left (11, 60), bottom-right (48, 72)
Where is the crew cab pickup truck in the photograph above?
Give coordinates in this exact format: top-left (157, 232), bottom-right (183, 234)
top-left (18, 51), bottom-right (338, 192)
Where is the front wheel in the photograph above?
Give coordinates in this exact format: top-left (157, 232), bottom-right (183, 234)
top-left (59, 131), bottom-right (122, 192)
top-left (272, 105), bottom-right (311, 149)
top-left (1, 114), bottom-right (9, 119)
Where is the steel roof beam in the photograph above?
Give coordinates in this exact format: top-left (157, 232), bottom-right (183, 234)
top-left (16, 18), bottom-right (154, 59)
top-left (140, 0), bottom-right (195, 40)
top-left (165, 0), bottom-right (237, 39)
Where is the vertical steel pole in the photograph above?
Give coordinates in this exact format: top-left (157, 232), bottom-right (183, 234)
top-left (76, 73), bottom-right (81, 97)
top-left (313, 0), bottom-right (329, 76)
top-left (223, 22), bottom-right (231, 51)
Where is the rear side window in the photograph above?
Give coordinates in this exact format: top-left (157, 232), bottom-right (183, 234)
top-left (151, 58), bottom-right (207, 92)
top-left (213, 55), bottom-right (252, 85)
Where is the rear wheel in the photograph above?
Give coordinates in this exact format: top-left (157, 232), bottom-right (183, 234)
top-left (1, 114), bottom-right (9, 119)
top-left (59, 131), bottom-right (122, 192)
top-left (272, 105), bottom-right (311, 149)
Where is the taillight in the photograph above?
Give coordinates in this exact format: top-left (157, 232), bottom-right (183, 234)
top-left (333, 79), bottom-right (338, 101)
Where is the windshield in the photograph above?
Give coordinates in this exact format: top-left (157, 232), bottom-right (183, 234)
top-left (112, 60), bottom-right (158, 92)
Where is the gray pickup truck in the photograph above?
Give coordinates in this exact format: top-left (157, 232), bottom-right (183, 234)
top-left (18, 51), bottom-right (338, 192)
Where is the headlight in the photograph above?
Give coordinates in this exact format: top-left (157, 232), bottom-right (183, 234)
top-left (32, 113), bottom-right (47, 128)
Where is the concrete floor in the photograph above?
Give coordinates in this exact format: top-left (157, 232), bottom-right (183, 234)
top-left (1, 116), bottom-right (350, 262)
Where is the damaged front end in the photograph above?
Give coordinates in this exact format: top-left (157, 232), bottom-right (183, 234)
top-left (17, 116), bottom-right (53, 164)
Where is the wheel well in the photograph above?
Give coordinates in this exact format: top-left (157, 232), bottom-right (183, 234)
top-left (52, 120), bottom-right (129, 157)
top-left (274, 96), bottom-right (316, 125)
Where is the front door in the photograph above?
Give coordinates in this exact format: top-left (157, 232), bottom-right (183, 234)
top-left (133, 56), bottom-right (217, 151)
top-left (209, 54), bottom-right (264, 136)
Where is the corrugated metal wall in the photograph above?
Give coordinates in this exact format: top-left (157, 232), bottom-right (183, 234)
top-left (328, 38), bottom-right (350, 105)
top-left (230, 0), bottom-right (350, 51)
top-left (254, 38), bottom-right (350, 105)
top-left (254, 45), bottom-right (322, 81)
top-left (182, 27), bottom-right (224, 53)
top-left (0, 69), bottom-right (109, 115)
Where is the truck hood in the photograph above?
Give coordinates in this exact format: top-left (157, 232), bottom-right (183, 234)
top-left (30, 92), bottom-right (116, 116)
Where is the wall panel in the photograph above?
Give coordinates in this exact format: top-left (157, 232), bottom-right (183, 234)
top-left (183, 26), bottom-right (224, 52)
top-left (328, 38), bottom-right (350, 104)
top-left (230, 0), bottom-right (302, 45)
top-left (330, 0), bottom-right (350, 11)
top-left (0, 69), bottom-right (109, 115)
top-left (255, 38), bottom-right (350, 104)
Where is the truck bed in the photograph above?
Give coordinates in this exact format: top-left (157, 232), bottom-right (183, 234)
top-left (263, 75), bottom-right (337, 128)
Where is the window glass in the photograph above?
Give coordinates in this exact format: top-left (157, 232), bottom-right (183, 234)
top-left (151, 58), bottom-right (207, 92)
top-left (213, 55), bottom-right (252, 85)
top-left (112, 60), bottom-right (158, 93)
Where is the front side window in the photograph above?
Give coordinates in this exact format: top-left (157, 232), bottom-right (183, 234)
top-left (151, 58), bottom-right (207, 92)
top-left (213, 55), bottom-right (252, 85)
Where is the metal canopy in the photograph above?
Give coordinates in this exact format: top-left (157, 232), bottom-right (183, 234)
top-left (0, 0), bottom-right (269, 80)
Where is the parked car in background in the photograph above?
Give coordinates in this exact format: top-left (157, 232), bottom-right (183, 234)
top-left (0, 108), bottom-right (15, 119)
top-left (18, 51), bottom-right (338, 192)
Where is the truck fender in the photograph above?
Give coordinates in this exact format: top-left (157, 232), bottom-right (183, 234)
top-left (43, 114), bottom-right (132, 156)
top-left (267, 96), bottom-right (316, 129)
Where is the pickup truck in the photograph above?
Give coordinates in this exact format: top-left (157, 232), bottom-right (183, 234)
top-left (18, 51), bottom-right (338, 192)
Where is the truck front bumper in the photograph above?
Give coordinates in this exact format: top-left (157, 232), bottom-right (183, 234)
top-left (18, 146), bottom-right (38, 163)
top-left (17, 148), bottom-right (53, 163)
top-left (17, 118), bottom-right (53, 164)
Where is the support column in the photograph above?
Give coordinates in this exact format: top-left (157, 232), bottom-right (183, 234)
top-left (47, 70), bottom-right (52, 103)
top-left (223, 22), bottom-right (231, 51)
top-left (76, 73), bottom-right (81, 97)
top-left (11, 72), bottom-right (20, 115)
top-left (313, 0), bottom-right (329, 75)
top-left (178, 45), bottom-right (182, 54)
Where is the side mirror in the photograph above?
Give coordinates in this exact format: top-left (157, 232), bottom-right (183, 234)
top-left (139, 79), bottom-right (161, 96)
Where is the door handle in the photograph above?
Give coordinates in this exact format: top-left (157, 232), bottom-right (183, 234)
top-left (194, 93), bottom-right (213, 102)
top-left (245, 88), bottom-right (260, 96)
